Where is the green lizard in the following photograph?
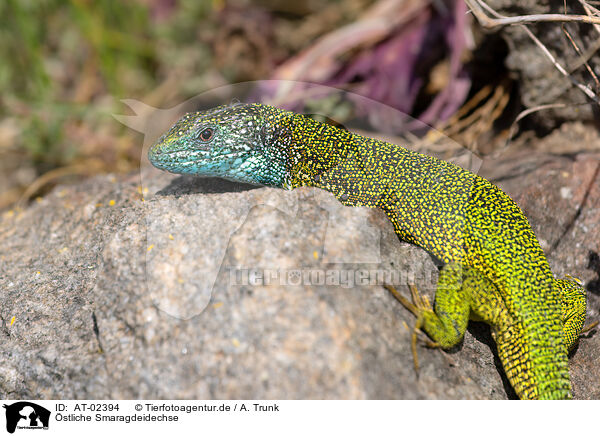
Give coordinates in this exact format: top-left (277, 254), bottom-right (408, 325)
top-left (148, 102), bottom-right (588, 399)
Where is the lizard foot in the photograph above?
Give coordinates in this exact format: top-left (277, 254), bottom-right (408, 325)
top-left (383, 283), bottom-right (439, 371)
top-left (582, 320), bottom-right (598, 334)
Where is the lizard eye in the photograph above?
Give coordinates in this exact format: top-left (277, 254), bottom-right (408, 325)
top-left (197, 127), bottom-right (214, 142)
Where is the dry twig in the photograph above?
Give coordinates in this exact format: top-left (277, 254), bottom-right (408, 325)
top-left (464, 0), bottom-right (600, 27)
top-left (465, 0), bottom-right (600, 105)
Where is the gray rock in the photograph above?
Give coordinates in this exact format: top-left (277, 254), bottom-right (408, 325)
top-left (0, 149), bottom-right (598, 399)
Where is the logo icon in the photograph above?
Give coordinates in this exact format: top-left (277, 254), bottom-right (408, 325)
top-left (3, 402), bottom-right (50, 434)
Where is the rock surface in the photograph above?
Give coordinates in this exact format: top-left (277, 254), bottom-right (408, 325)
top-left (0, 138), bottom-right (599, 399)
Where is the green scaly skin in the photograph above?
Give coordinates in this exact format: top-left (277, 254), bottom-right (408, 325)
top-left (148, 103), bottom-right (587, 399)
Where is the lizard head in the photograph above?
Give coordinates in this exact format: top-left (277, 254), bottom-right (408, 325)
top-left (148, 103), bottom-right (294, 187)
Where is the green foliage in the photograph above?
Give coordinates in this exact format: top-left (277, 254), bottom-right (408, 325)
top-left (0, 0), bottom-right (214, 168)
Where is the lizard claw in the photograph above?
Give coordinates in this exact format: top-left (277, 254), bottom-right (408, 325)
top-left (582, 320), bottom-right (598, 334)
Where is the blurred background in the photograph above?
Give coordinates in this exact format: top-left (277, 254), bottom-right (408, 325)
top-left (1, 0), bottom-right (598, 210)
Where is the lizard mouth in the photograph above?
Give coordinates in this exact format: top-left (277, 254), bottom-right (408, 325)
top-left (148, 148), bottom-right (247, 175)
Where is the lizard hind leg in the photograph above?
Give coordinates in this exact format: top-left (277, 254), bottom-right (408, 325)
top-left (384, 262), bottom-right (472, 371)
top-left (556, 275), bottom-right (589, 351)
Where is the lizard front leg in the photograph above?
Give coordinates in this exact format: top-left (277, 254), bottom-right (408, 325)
top-left (385, 263), bottom-right (479, 369)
